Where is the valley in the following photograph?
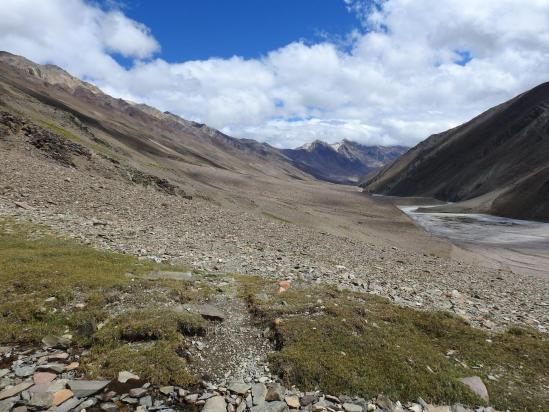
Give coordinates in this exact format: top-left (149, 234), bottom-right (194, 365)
top-left (0, 51), bottom-right (547, 412)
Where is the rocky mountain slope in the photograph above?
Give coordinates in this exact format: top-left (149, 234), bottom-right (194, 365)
top-left (0, 51), bottom-right (315, 200)
top-left (282, 140), bottom-right (407, 184)
top-left (0, 51), bottom-right (405, 190)
top-left (363, 82), bottom-right (549, 221)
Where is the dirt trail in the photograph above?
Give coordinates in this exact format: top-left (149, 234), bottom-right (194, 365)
top-left (187, 281), bottom-right (272, 384)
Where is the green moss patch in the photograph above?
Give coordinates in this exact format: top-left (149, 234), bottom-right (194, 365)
top-left (0, 218), bottom-right (212, 386)
top-left (238, 277), bottom-right (549, 411)
top-left (83, 340), bottom-right (195, 386)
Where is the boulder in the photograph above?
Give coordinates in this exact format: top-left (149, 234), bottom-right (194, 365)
top-left (459, 376), bottom-right (489, 403)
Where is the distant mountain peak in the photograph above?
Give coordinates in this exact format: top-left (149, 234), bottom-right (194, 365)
top-left (298, 139), bottom-right (333, 151)
top-left (0, 51), bottom-right (102, 94)
top-left (284, 139), bottom-right (408, 184)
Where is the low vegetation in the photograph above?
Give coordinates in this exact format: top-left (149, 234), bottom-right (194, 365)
top-left (2, 218), bottom-right (547, 408)
top-left (238, 276), bottom-right (549, 411)
top-left (0, 218), bottom-right (212, 385)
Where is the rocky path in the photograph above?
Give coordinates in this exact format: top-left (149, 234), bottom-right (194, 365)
top-left (186, 284), bottom-right (272, 384)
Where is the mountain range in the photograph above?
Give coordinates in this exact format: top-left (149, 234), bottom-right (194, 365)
top-left (0, 51), bottom-right (401, 188)
top-left (282, 140), bottom-right (407, 184)
top-left (363, 81), bottom-right (549, 221)
top-left (2, 50), bottom-right (548, 222)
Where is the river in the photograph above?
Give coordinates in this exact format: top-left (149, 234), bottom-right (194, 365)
top-left (399, 206), bottom-right (549, 279)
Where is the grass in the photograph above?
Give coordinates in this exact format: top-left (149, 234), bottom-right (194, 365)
top-left (0, 218), bottom-right (212, 386)
top-left (238, 276), bottom-right (549, 411)
top-left (262, 211), bottom-right (292, 224)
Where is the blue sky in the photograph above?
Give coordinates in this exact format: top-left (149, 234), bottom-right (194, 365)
top-left (1, 0), bottom-right (549, 148)
top-left (111, 0), bottom-right (361, 63)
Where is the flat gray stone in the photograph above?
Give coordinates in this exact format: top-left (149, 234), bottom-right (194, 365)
top-left (251, 400), bottom-right (289, 412)
top-left (0, 399), bottom-right (15, 412)
top-left (68, 380), bottom-right (110, 398)
top-left (228, 382), bottom-right (251, 395)
top-left (76, 398), bottom-right (97, 411)
top-left (28, 392), bottom-right (54, 408)
top-left (36, 364), bottom-right (65, 374)
top-left (202, 395), bottom-right (226, 412)
top-left (56, 397), bottom-right (83, 412)
top-left (159, 385), bottom-right (174, 395)
top-left (252, 383), bottom-right (267, 405)
top-left (100, 401), bottom-right (118, 412)
top-left (343, 403), bottom-right (363, 412)
top-left (0, 382), bottom-right (33, 400)
top-left (459, 376), bottom-right (489, 402)
top-left (0, 371), bottom-right (8, 379)
top-left (14, 366), bottom-right (35, 378)
top-left (129, 387), bottom-right (148, 398)
top-left (140, 395), bottom-right (153, 407)
top-left (176, 304), bottom-right (225, 321)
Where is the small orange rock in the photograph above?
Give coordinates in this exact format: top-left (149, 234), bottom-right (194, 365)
top-left (278, 280), bottom-right (291, 293)
top-left (65, 362), bottom-right (79, 371)
top-left (52, 389), bottom-right (73, 406)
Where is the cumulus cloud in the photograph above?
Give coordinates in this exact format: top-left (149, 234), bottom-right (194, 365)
top-left (1, 0), bottom-right (548, 148)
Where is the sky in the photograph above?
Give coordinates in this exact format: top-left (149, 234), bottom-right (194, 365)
top-left (1, 0), bottom-right (549, 148)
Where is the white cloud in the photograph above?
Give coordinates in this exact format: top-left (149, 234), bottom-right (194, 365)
top-left (1, 0), bottom-right (548, 148)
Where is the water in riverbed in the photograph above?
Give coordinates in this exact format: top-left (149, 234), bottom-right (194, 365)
top-left (400, 206), bottom-right (549, 279)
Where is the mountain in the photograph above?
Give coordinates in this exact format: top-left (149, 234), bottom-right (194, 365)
top-left (282, 139), bottom-right (407, 184)
top-left (363, 81), bottom-right (549, 221)
top-left (0, 51), bottom-right (407, 192)
top-left (0, 51), bottom-right (318, 197)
